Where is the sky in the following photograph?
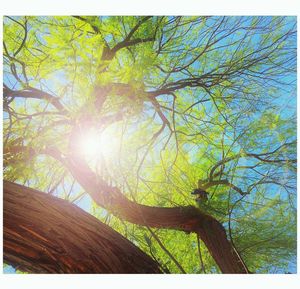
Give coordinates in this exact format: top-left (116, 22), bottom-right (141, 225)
top-left (2, 14), bottom-right (298, 275)
top-left (1, 3), bottom-right (300, 289)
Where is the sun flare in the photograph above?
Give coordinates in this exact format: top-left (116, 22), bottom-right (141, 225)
top-left (77, 128), bottom-right (117, 161)
top-left (79, 130), bottom-right (102, 159)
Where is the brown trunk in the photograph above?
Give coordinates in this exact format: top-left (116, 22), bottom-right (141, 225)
top-left (110, 201), bottom-right (247, 273)
top-left (3, 180), bottom-right (162, 273)
top-left (65, 156), bottom-right (249, 273)
top-left (5, 146), bottom-right (249, 273)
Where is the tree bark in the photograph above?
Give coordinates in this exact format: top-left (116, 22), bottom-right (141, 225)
top-left (65, 156), bottom-right (249, 274)
top-left (3, 180), bottom-right (162, 273)
top-left (5, 146), bottom-right (249, 273)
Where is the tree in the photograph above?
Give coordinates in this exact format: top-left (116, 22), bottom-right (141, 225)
top-left (4, 180), bottom-right (162, 273)
top-left (3, 16), bottom-right (296, 274)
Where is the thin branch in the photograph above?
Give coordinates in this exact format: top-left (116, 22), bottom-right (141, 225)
top-left (3, 86), bottom-right (66, 112)
top-left (197, 235), bottom-right (206, 273)
top-left (147, 227), bottom-right (186, 273)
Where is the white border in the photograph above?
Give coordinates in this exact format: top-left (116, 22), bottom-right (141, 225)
top-left (0, 0), bottom-right (299, 15)
top-left (1, 274), bottom-right (300, 289)
top-left (1, 1), bottom-right (299, 289)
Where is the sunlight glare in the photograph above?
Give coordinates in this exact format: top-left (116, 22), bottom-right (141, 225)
top-left (78, 128), bottom-right (117, 161)
top-left (80, 130), bottom-right (102, 159)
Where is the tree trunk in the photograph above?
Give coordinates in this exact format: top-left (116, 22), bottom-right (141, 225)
top-left (66, 155), bottom-right (249, 274)
top-left (3, 180), bottom-right (162, 273)
top-left (5, 146), bottom-right (250, 273)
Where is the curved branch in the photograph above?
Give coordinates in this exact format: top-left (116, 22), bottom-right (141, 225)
top-left (101, 17), bottom-right (154, 61)
top-left (70, 158), bottom-right (249, 273)
top-left (3, 86), bottom-right (66, 112)
top-left (125, 16), bottom-right (152, 41)
top-left (5, 16), bottom-right (28, 57)
top-left (209, 141), bottom-right (296, 181)
top-left (6, 145), bottom-right (249, 273)
top-left (202, 179), bottom-right (247, 196)
top-left (4, 180), bottom-right (161, 273)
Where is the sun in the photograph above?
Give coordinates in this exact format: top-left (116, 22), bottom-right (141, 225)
top-left (79, 130), bottom-right (102, 159)
top-left (77, 127), bottom-right (118, 161)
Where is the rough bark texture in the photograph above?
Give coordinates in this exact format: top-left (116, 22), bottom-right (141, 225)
top-left (5, 146), bottom-right (249, 273)
top-left (66, 155), bottom-right (249, 274)
top-left (3, 180), bottom-right (162, 273)
top-left (65, 157), bottom-right (249, 273)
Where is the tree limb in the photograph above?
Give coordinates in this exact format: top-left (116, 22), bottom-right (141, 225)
top-left (4, 180), bottom-right (162, 273)
top-left (3, 86), bottom-right (66, 112)
top-left (6, 145), bottom-right (250, 273)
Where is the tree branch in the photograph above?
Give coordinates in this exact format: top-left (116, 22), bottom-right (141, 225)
top-left (3, 86), bottom-right (66, 112)
top-left (4, 180), bottom-right (162, 273)
top-left (6, 145), bottom-right (249, 273)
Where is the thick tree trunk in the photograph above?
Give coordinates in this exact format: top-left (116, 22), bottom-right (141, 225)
top-left (66, 155), bottom-right (249, 274)
top-left (5, 146), bottom-right (249, 273)
top-left (3, 181), bottom-right (162, 273)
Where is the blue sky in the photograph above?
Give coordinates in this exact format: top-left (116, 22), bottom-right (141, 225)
top-left (3, 16), bottom-right (297, 274)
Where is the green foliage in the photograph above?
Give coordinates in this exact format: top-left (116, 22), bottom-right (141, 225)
top-left (3, 16), bottom-right (296, 273)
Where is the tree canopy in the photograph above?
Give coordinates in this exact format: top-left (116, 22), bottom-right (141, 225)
top-left (3, 16), bottom-right (297, 273)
